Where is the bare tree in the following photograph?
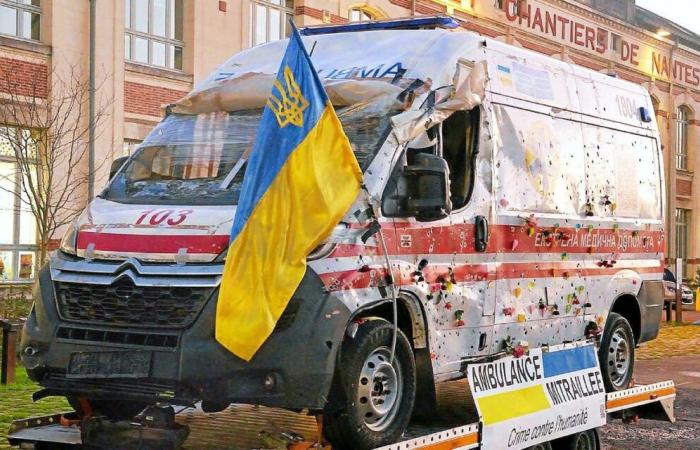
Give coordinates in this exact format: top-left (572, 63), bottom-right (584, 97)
top-left (0, 64), bottom-right (109, 267)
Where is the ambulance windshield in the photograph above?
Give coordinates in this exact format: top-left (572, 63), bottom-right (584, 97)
top-left (105, 99), bottom-right (398, 205)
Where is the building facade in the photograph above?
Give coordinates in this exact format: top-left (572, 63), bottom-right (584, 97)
top-left (0, 0), bottom-right (698, 283)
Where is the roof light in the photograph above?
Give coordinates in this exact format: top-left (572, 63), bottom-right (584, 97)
top-left (640, 107), bottom-right (652, 123)
top-left (656, 29), bottom-right (671, 38)
top-left (299, 16), bottom-right (461, 36)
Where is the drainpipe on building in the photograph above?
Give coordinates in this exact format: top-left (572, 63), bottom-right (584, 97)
top-left (667, 41), bottom-right (683, 322)
top-left (667, 41), bottom-right (677, 265)
top-left (88, 0), bottom-right (96, 200)
top-left (411, 0), bottom-right (416, 16)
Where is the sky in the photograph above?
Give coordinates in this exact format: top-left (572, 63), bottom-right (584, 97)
top-left (636, 0), bottom-right (700, 35)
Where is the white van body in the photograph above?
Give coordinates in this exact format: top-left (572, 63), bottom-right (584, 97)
top-left (22, 29), bottom-right (664, 448)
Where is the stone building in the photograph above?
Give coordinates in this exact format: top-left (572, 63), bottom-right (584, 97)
top-left (0, 0), bottom-right (697, 283)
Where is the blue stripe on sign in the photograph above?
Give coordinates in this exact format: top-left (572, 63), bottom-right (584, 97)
top-left (542, 346), bottom-right (597, 378)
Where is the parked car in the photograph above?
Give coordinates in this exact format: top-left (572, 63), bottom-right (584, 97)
top-left (20, 26), bottom-right (665, 449)
top-left (663, 269), bottom-right (695, 310)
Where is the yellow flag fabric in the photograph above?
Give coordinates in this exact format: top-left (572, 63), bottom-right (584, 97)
top-left (215, 27), bottom-right (362, 361)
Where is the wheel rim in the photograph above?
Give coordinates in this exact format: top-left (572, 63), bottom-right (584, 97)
top-left (356, 346), bottom-right (402, 432)
top-left (575, 431), bottom-right (594, 450)
top-left (607, 328), bottom-right (631, 388)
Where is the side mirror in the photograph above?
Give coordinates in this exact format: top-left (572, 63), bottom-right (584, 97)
top-left (109, 156), bottom-right (129, 180)
top-left (400, 153), bottom-right (452, 221)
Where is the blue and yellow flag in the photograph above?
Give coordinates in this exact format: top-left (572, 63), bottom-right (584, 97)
top-left (216, 27), bottom-right (363, 361)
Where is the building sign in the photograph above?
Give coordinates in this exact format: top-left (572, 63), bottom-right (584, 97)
top-left (468, 343), bottom-right (606, 450)
top-left (502, 0), bottom-right (608, 54)
top-left (496, 0), bottom-right (700, 89)
top-left (651, 52), bottom-right (700, 87)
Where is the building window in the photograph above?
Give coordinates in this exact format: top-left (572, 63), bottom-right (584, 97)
top-left (676, 106), bottom-right (691, 170)
top-left (0, 126), bottom-right (38, 283)
top-left (0, 0), bottom-right (40, 41)
top-left (123, 139), bottom-right (141, 156)
top-left (251, 0), bottom-right (293, 47)
top-left (676, 208), bottom-right (690, 278)
top-left (349, 7), bottom-right (375, 22)
top-left (125, 0), bottom-right (183, 70)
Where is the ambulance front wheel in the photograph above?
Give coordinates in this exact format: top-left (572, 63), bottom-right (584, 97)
top-left (323, 319), bottom-right (416, 450)
top-left (598, 312), bottom-right (635, 392)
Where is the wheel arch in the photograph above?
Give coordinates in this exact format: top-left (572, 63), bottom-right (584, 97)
top-left (347, 293), bottom-right (436, 413)
top-left (610, 294), bottom-right (642, 344)
top-left (349, 293), bottom-right (429, 349)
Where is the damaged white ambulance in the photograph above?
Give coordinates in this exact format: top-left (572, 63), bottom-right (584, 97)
top-left (21, 22), bottom-right (665, 450)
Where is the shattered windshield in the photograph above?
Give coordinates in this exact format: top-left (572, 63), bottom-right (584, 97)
top-left (105, 99), bottom-right (398, 205)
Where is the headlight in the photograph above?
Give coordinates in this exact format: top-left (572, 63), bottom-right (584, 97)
top-left (59, 222), bottom-right (78, 256)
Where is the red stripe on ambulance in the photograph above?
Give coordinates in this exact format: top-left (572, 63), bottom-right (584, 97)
top-left (76, 231), bottom-right (229, 254)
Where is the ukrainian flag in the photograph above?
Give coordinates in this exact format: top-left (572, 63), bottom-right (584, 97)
top-left (215, 27), bottom-right (363, 361)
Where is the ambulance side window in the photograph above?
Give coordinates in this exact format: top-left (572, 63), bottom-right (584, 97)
top-left (443, 108), bottom-right (480, 209)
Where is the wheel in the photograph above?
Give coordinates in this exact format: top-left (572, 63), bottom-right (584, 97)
top-left (526, 442), bottom-right (552, 450)
top-left (68, 396), bottom-right (148, 421)
top-left (598, 312), bottom-right (635, 392)
top-left (323, 319), bottom-right (416, 450)
top-left (552, 429), bottom-right (599, 450)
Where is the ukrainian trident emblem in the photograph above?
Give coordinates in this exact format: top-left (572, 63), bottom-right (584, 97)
top-left (267, 66), bottom-right (309, 128)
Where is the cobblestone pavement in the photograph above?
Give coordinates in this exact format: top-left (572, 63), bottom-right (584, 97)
top-left (599, 355), bottom-right (700, 449)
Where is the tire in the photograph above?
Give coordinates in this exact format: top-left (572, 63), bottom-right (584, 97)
top-left (552, 429), bottom-right (600, 450)
top-left (598, 312), bottom-right (635, 392)
top-left (526, 442), bottom-right (552, 450)
top-left (323, 319), bottom-right (416, 450)
top-left (68, 396), bottom-right (147, 421)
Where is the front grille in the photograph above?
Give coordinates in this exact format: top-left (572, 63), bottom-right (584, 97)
top-left (55, 279), bottom-right (212, 328)
top-left (57, 326), bottom-right (179, 349)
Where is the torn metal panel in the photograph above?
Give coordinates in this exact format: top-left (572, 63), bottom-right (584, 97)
top-left (390, 60), bottom-right (488, 146)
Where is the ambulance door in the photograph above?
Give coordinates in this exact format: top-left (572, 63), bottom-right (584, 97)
top-left (409, 106), bottom-right (495, 375)
top-left (382, 97), bottom-right (495, 375)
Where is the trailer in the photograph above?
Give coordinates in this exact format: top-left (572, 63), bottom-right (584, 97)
top-left (7, 343), bottom-right (677, 450)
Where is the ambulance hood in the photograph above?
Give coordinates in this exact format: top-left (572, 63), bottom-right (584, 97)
top-left (74, 197), bottom-right (233, 263)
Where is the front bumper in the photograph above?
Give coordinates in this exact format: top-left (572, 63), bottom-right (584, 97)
top-left (21, 263), bottom-right (350, 411)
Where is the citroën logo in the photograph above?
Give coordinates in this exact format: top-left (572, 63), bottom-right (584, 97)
top-left (267, 66), bottom-right (309, 128)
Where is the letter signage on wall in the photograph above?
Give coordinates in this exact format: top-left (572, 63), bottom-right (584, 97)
top-left (497, 0), bottom-right (700, 89)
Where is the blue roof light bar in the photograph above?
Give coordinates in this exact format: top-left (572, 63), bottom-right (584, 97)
top-left (299, 16), bottom-right (461, 36)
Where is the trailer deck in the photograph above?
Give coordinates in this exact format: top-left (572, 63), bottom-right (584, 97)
top-left (7, 379), bottom-right (675, 449)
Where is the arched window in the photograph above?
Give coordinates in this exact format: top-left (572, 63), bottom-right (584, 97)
top-left (676, 105), bottom-right (691, 170)
top-left (349, 7), bottom-right (375, 22)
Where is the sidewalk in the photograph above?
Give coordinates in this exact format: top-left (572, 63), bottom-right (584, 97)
top-left (639, 313), bottom-right (700, 360)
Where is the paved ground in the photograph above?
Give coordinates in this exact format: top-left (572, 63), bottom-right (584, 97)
top-left (599, 355), bottom-right (700, 449)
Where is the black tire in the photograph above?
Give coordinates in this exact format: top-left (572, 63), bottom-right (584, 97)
top-left (552, 429), bottom-right (600, 450)
top-left (323, 319), bottom-right (416, 450)
top-left (526, 442), bottom-right (553, 450)
top-left (598, 312), bottom-right (635, 392)
top-left (68, 396), bottom-right (147, 421)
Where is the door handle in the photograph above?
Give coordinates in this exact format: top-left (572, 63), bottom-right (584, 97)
top-left (475, 215), bottom-right (489, 252)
